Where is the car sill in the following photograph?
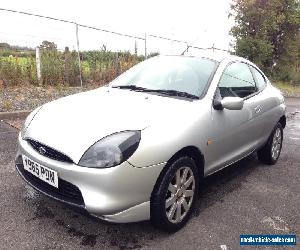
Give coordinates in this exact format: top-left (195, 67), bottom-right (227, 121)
top-left (205, 149), bottom-right (256, 177)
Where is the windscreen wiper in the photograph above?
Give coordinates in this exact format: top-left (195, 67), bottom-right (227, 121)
top-left (111, 85), bottom-right (150, 91)
top-left (152, 89), bottom-right (199, 99)
top-left (112, 85), bottom-right (199, 99)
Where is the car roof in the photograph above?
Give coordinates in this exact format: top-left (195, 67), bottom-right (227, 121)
top-left (176, 49), bottom-right (247, 63)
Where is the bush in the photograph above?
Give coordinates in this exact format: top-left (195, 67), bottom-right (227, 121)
top-left (272, 64), bottom-right (300, 85)
top-left (0, 56), bottom-right (37, 86)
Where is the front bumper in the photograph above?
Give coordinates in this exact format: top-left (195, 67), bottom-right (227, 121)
top-left (15, 134), bottom-right (166, 223)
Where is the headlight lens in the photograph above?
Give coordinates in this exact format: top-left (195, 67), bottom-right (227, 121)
top-left (79, 131), bottom-right (141, 168)
top-left (20, 106), bottom-right (42, 138)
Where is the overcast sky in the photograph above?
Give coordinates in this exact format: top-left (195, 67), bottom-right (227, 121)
top-left (0, 0), bottom-right (233, 55)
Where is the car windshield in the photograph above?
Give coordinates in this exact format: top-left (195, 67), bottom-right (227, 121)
top-left (110, 56), bottom-right (217, 98)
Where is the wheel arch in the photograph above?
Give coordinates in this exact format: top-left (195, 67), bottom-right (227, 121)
top-left (167, 146), bottom-right (205, 177)
top-left (150, 146), bottom-right (205, 202)
top-left (279, 115), bottom-right (286, 129)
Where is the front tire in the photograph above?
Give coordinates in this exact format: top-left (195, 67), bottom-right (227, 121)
top-left (150, 156), bottom-right (199, 232)
top-left (257, 122), bottom-right (283, 165)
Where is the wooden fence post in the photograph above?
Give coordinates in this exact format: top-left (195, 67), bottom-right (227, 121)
top-left (64, 46), bottom-right (70, 85)
top-left (75, 23), bottom-right (83, 88)
top-left (35, 47), bottom-right (42, 86)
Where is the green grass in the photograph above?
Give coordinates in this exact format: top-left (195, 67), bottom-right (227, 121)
top-left (0, 56), bottom-right (31, 65)
top-left (273, 81), bottom-right (300, 96)
top-left (0, 52), bottom-right (139, 86)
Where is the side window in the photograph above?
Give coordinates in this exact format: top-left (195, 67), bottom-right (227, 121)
top-left (219, 62), bottom-right (256, 98)
top-left (251, 66), bottom-right (266, 91)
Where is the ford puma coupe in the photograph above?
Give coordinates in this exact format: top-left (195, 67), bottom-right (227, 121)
top-left (15, 53), bottom-right (286, 231)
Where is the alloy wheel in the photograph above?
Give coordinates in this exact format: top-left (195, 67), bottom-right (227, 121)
top-left (165, 166), bottom-right (195, 223)
top-left (271, 127), bottom-right (282, 160)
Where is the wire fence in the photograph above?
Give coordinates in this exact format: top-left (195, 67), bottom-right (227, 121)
top-left (0, 7), bottom-right (231, 88)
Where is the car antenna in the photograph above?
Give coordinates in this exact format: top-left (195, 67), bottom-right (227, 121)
top-left (181, 45), bottom-right (191, 55)
top-left (181, 45), bottom-right (211, 55)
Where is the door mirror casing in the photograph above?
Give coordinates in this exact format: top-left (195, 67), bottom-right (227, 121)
top-left (221, 97), bottom-right (244, 110)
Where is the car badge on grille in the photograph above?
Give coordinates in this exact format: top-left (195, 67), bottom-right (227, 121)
top-left (38, 146), bottom-right (47, 155)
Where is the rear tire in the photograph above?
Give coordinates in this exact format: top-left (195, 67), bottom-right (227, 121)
top-left (257, 123), bottom-right (283, 165)
top-left (150, 156), bottom-right (199, 232)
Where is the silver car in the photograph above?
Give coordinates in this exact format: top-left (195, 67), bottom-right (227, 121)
top-left (15, 53), bottom-right (286, 231)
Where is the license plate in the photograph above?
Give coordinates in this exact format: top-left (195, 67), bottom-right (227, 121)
top-left (22, 155), bottom-right (58, 188)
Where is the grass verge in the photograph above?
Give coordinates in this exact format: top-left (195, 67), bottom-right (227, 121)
top-left (273, 81), bottom-right (300, 97)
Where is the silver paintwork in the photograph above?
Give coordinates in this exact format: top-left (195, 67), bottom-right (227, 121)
top-left (16, 53), bottom-right (286, 223)
top-left (16, 133), bottom-right (165, 222)
top-left (221, 97), bottom-right (244, 110)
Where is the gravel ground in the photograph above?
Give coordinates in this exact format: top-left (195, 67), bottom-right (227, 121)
top-left (4, 118), bottom-right (24, 130)
top-left (0, 86), bottom-right (96, 112)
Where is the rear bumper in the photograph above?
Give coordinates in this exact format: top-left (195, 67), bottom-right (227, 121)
top-left (15, 133), bottom-right (165, 223)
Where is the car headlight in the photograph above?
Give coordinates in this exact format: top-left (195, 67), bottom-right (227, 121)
top-left (79, 131), bottom-right (141, 168)
top-left (20, 106), bottom-right (43, 139)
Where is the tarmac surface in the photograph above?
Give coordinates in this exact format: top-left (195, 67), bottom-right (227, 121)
top-left (0, 98), bottom-right (299, 250)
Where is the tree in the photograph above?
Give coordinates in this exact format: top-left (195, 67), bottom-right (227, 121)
top-left (0, 43), bottom-right (10, 49)
top-left (40, 40), bottom-right (57, 51)
top-left (230, 0), bottom-right (300, 82)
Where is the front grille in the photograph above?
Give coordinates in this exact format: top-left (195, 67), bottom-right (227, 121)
top-left (27, 139), bottom-right (73, 163)
top-left (16, 159), bottom-right (84, 206)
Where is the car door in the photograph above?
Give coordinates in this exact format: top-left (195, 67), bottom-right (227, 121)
top-left (249, 65), bottom-right (275, 144)
top-left (205, 61), bottom-right (264, 174)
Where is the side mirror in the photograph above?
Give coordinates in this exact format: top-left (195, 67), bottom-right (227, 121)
top-left (221, 97), bottom-right (244, 110)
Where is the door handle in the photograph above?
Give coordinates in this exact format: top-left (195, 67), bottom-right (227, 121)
top-left (254, 106), bottom-right (261, 114)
